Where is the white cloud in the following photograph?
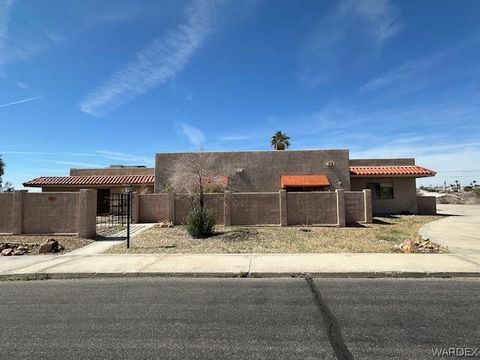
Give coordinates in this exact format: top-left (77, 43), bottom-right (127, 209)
top-left (298, 0), bottom-right (400, 86)
top-left (0, 96), bottom-right (40, 108)
top-left (79, 0), bottom-right (218, 116)
top-left (0, 0), bottom-right (14, 68)
top-left (360, 35), bottom-right (480, 95)
top-left (180, 123), bottom-right (206, 147)
top-left (93, 150), bottom-right (152, 165)
top-left (219, 134), bottom-right (253, 141)
top-left (16, 81), bottom-right (28, 89)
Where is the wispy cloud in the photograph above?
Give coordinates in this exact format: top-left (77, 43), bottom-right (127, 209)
top-left (93, 150), bottom-right (152, 165)
top-left (79, 0), bottom-right (218, 116)
top-left (361, 34), bottom-right (480, 95)
top-left (180, 123), bottom-right (206, 147)
top-left (298, 0), bottom-right (400, 86)
top-left (219, 134), bottom-right (253, 141)
top-left (0, 96), bottom-right (40, 108)
top-left (0, 0), bottom-right (14, 70)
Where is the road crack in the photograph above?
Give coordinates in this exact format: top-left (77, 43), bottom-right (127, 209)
top-left (305, 276), bottom-right (354, 360)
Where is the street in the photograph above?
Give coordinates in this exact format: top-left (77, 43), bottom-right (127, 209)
top-left (0, 277), bottom-right (479, 359)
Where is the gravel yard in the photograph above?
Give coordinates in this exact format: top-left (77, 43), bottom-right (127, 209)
top-left (107, 215), bottom-right (443, 254)
top-left (0, 235), bottom-right (93, 255)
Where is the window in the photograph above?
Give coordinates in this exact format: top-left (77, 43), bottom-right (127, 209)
top-left (367, 182), bottom-right (394, 200)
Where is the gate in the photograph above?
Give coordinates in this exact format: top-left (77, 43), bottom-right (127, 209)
top-left (96, 192), bottom-right (132, 246)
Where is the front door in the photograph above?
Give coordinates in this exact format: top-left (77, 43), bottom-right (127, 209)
top-left (97, 189), bottom-right (111, 215)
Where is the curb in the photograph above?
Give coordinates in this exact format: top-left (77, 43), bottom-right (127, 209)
top-left (2, 271), bottom-right (480, 281)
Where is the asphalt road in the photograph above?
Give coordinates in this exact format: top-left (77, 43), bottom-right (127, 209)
top-left (0, 278), bottom-right (479, 360)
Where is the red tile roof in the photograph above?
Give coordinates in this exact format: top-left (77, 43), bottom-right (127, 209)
top-left (281, 174), bottom-right (330, 188)
top-left (23, 175), bottom-right (155, 187)
top-left (349, 165), bottom-right (436, 177)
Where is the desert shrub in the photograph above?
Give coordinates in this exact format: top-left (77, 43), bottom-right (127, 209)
top-left (473, 188), bottom-right (480, 198)
top-left (185, 206), bottom-right (215, 238)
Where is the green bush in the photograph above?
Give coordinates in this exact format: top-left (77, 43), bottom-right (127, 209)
top-left (185, 206), bottom-right (215, 238)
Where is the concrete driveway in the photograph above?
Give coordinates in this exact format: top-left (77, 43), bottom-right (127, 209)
top-left (419, 204), bottom-right (480, 254)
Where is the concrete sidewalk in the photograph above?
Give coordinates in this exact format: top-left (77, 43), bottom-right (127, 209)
top-left (68, 223), bottom-right (155, 255)
top-left (1, 252), bottom-right (480, 279)
top-left (419, 204), bottom-right (480, 254)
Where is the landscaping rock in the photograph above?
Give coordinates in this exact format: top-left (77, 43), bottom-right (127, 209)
top-left (397, 238), bottom-right (442, 253)
top-left (0, 243), bottom-right (8, 251)
top-left (158, 220), bottom-right (174, 228)
top-left (1, 248), bottom-right (13, 256)
top-left (39, 239), bottom-right (63, 254)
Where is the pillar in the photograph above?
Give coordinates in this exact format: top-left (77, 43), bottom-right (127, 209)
top-left (363, 189), bottom-right (373, 223)
top-left (168, 192), bottom-right (175, 223)
top-left (279, 190), bottom-right (288, 226)
top-left (131, 192), bottom-right (139, 223)
top-left (224, 190), bottom-right (232, 226)
top-left (336, 189), bottom-right (346, 227)
top-left (78, 189), bottom-right (97, 239)
top-left (12, 190), bottom-right (26, 235)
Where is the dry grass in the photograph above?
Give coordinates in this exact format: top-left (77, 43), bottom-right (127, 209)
top-left (107, 215), bottom-right (442, 254)
top-left (0, 235), bottom-right (93, 255)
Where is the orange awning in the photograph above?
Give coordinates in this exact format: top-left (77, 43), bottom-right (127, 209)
top-left (281, 175), bottom-right (330, 188)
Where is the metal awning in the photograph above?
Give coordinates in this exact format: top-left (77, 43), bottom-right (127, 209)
top-left (281, 175), bottom-right (330, 188)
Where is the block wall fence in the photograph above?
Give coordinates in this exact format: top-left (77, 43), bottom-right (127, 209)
top-left (133, 189), bottom-right (372, 227)
top-left (0, 189), bottom-right (97, 238)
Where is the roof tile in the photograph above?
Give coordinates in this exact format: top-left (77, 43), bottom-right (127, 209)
top-left (349, 165), bottom-right (436, 177)
top-left (23, 175), bottom-right (155, 187)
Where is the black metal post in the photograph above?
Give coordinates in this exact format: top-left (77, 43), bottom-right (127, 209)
top-left (126, 192), bottom-right (131, 249)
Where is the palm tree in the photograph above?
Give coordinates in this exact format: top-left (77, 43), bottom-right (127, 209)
top-left (271, 131), bottom-right (291, 150)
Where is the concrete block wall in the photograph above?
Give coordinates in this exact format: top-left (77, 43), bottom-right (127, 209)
top-left (417, 196), bottom-right (437, 215)
top-left (133, 190), bottom-right (371, 227)
top-left (0, 190), bottom-right (97, 238)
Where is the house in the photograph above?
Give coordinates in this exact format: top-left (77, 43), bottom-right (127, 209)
top-left (23, 165), bottom-right (154, 215)
top-left (155, 150), bottom-right (435, 215)
top-left (24, 149), bottom-right (436, 215)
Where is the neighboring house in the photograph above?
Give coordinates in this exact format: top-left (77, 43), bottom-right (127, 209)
top-left (24, 149), bottom-right (436, 215)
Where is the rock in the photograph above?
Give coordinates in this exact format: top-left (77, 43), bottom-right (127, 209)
top-left (0, 243), bottom-right (9, 251)
top-left (1, 248), bottom-right (13, 256)
top-left (13, 248), bottom-right (26, 256)
top-left (16, 245), bottom-right (29, 251)
top-left (401, 239), bottom-right (416, 253)
top-left (58, 244), bottom-right (65, 251)
top-left (39, 239), bottom-right (62, 254)
top-left (158, 220), bottom-right (174, 228)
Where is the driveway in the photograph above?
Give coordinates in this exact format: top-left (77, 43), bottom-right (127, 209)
top-left (419, 204), bottom-right (480, 254)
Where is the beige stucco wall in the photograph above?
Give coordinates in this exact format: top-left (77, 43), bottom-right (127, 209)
top-left (155, 150), bottom-right (351, 193)
top-left (231, 192), bottom-right (280, 225)
top-left (286, 192), bottom-right (338, 225)
top-left (70, 167), bottom-right (154, 176)
top-left (174, 194), bottom-right (225, 225)
top-left (0, 193), bottom-right (14, 233)
top-left (345, 192), bottom-right (365, 225)
top-left (349, 158), bottom-right (415, 166)
top-left (22, 192), bottom-right (79, 234)
top-left (417, 196), bottom-right (437, 215)
top-left (350, 177), bottom-right (418, 214)
top-left (139, 194), bottom-right (170, 223)
top-left (0, 190), bottom-right (96, 237)
top-left (132, 190), bottom-right (370, 227)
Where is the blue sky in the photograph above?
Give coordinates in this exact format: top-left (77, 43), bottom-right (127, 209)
top-left (1, 0), bottom-right (480, 189)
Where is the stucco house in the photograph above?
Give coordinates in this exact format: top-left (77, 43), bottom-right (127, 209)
top-left (24, 165), bottom-right (154, 215)
top-left (24, 149), bottom-right (436, 215)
